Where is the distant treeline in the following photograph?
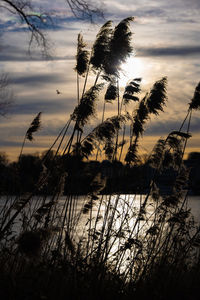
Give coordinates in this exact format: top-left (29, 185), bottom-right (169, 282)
top-left (1, 151), bottom-right (200, 195)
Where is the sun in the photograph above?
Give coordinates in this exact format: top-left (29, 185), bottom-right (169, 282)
top-left (119, 57), bottom-right (145, 87)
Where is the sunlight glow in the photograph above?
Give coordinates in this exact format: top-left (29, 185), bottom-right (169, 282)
top-left (119, 57), bottom-right (146, 87)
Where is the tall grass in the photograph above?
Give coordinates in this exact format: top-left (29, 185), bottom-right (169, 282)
top-left (1, 17), bottom-right (200, 300)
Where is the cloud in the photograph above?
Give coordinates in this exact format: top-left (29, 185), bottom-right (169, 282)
top-left (4, 16), bottom-right (82, 32)
top-left (0, 140), bottom-right (22, 148)
top-left (11, 101), bottom-right (63, 115)
top-left (104, 0), bottom-right (200, 26)
top-left (0, 0), bottom-right (200, 161)
top-left (145, 115), bottom-right (200, 137)
top-left (11, 73), bottom-right (67, 87)
top-left (176, 0), bottom-right (200, 9)
top-left (137, 45), bottom-right (200, 57)
top-left (145, 119), bottom-right (182, 136)
top-left (0, 44), bottom-right (74, 62)
top-left (131, 7), bottom-right (165, 18)
top-left (0, 116), bottom-right (69, 140)
top-left (10, 99), bottom-right (75, 115)
top-left (0, 10), bottom-right (93, 35)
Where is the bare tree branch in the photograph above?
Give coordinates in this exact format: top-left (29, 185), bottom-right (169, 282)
top-left (0, 0), bottom-right (104, 55)
top-left (0, 0), bottom-right (104, 115)
top-left (66, 0), bottom-right (104, 22)
top-left (0, 0), bottom-right (52, 56)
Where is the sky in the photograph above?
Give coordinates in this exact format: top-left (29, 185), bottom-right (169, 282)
top-left (0, 0), bottom-right (200, 161)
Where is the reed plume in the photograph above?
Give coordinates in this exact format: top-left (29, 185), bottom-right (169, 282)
top-left (189, 82), bottom-right (200, 110)
top-left (26, 112), bottom-right (42, 141)
top-left (19, 112), bottom-right (42, 158)
top-left (146, 77), bottom-right (167, 115)
top-left (125, 96), bottom-right (149, 164)
top-left (95, 77), bottom-right (118, 160)
top-left (75, 33), bottom-right (89, 76)
top-left (79, 115), bottom-right (126, 158)
top-left (104, 80), bottom-right (118, 102)
top-left (91, 20), bottom-right (113, 71)
top-left (148, 138), bottom-right (166, 169)
top-left (123, 78), bottom-right (141, 104)
top-left (133, 96), bottom-right (149, 135)
top-left (72, 84), bottom-right (104, 128)
top-left (148, 130), bottom-right (191, 171)
top-left (125, 78), bottom-right (167, 164)
top-left (124, 140), bottom-right (139, 164)
top-left (104, 139), bottom-right (115, 160)
top-left (104, 17), bottom-right (134, 76)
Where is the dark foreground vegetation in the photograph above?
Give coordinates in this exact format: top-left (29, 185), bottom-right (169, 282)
top-left (1, 151), bottom-right (200, 195)
top-left (1, 18), bottom-right (200, 300)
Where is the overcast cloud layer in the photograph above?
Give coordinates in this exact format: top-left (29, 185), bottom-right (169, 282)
top-left (0, 0), bottom-right (200, 160)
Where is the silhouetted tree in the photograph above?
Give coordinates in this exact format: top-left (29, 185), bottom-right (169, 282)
top-left (0, 153), bottom-right (18, 194)
top-left (187, 152), bottom-right (200, 161)
top-left (18, 154), bottom-right (42, 192)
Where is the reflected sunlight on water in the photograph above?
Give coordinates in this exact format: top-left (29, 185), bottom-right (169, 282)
top-left (1, 194), bottom-right (200, 273)
top-left (1, 194), bottom-right (200, 233)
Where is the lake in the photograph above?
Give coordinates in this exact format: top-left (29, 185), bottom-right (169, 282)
top-left (1, 194), bottom-right (200, 240)
top-left (1, 194), bottom-right (200, 274)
